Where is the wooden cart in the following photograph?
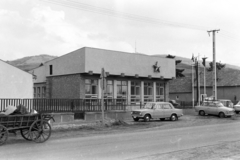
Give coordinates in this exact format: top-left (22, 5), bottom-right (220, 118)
top-left (0, 113), bottom-right (54, 145)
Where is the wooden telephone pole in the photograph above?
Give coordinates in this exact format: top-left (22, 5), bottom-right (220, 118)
top-left (207, 29), bottom-right (220, 100)
top-left (100, 68), bottom-right (106, 123)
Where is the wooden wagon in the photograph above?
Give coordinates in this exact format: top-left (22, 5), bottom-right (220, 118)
top-left (0, 113), bottom-right (54, 145)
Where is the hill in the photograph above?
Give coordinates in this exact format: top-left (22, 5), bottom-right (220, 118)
top-left (6, 53), bottom-right (240, 73)
top-left (6, 55), bottom-right (57, 71)
top-left (153, 54), bottom-right (240, 74)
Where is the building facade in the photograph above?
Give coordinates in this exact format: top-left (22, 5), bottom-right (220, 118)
top-left (31, 47), bottom-right (176, 104)
top-left (169, 68), bottom-right (240, 103)
top-left (0, 59), bottom-right (33, 99)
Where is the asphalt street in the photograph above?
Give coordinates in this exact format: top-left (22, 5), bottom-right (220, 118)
top-left (1, 121), bottom-right (240, 160)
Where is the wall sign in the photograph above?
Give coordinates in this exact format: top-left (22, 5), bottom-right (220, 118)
top-left (153, 61), bottom-right (160, 73)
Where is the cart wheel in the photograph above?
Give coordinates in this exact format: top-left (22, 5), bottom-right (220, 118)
top-left (0, 125), bottom-right (8, 146)
top-left (29, 120), bottom-right (51, 143)
top-left (20, 129), bottom-right (32, 141)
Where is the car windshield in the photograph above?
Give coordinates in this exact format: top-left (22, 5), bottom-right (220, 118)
top-left (143, 103), bottom-right (154, 109)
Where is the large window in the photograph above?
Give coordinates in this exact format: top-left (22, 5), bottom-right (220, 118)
top-left (156, 83), bottom-right (164, 102)
top-left (34, 87), bottom-right (36, 98)
top-left (42, 87), bottom-right (46, 98)
top-left (117, 81), bottom-right (128, 98)
top-left (85, 79), bottom-right (98, 98)
top-left (131, 81), bottom-right (140, 104)
top-left (105, 80), bottom-right (113, 98)
top-left (144, 82), bottom-right (153, 102)
top-left (37, 87), bottom-right (41, 98)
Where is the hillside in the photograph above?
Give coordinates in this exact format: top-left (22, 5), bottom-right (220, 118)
top-left (6, 55), bottom-right (57, 71)
top-left (6, 53), bottom-right (240, 73)
top-left (153, 54), bottom-right (240, 74)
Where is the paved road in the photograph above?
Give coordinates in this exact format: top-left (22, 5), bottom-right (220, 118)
top-left (1, 121), bottom-right (240, 160)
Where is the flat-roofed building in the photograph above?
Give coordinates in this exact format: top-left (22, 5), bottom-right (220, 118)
top-left (31, 47), bottom-right (176, 104)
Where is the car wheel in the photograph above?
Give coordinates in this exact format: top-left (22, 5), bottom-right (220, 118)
top-left (170, 114), bottom-right (178, 121)
top-left (199, 110), bottom-right (205, 116)
top-left (144, 114), bottom-right (151, 122)
top-left (219, 112), bottom-right (225, 118)
top-left (133, 117), bottom-right (139, 122)
top-left (160, 118), bottom-right (165, 121)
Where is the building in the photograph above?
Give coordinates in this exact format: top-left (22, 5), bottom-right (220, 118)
top-left (0, 59), bottom-right (33, 99)
top-left (169, 67), bottom-right (240, 103)
top-left (30, 47), bottom-right (176, 104)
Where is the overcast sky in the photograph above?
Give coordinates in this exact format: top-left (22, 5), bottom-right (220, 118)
top-left (1, 0), bottom-right (240, 66)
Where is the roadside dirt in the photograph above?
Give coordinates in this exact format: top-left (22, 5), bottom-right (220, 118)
top-left (51, 114), bottom-right (239, 139)
top-left (7, 114), bottom-right (240, 159)
top-left (50, 114), bottom-right (240, 160)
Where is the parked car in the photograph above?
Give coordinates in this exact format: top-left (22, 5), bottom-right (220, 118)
top-left (218, 99), bottom-right (234, 108)
top-left (131, 102), bottom-right (183, 122)
top-left (234, 101), bottom-right (240, 114)
top-left (195, 101), bottom-right (235, 118)
top-left (169, 100), bottom-right (180, 108)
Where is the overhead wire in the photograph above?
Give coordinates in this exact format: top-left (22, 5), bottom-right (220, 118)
top-left (41, 0), bottom-right (210, 31)
top-left (41, 0), bottom-right (240, 44)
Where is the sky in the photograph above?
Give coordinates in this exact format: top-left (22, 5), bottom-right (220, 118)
top-left (1, 0), bottom-right (240, 66)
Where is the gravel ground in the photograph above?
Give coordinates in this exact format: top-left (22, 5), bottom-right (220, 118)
top-left (51, 114), bottom-right (239, 137)
top-left (6, 113), bottom-right (240, 159)
top-left (49, 114), bottom-right (240, 160)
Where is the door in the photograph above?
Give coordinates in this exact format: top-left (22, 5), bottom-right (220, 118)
top-left (207, 102), bottom-right (218, 115)
top-left (152, 104), bottom-right (164, 118)
top-left (162, 104), bottom-right (173, 118)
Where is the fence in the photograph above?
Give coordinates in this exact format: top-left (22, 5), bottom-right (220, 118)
top-left (0, 99), bottom-right (222, 113)
top-left (0, 99), bottom-right (126, 113)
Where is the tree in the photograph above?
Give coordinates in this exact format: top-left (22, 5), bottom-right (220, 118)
top-left (207, 61), bottom-right (225, 81)
top-left (166, 54), bottom-right (185, 78)
top-left (207, 61), bottom-right (225, 71)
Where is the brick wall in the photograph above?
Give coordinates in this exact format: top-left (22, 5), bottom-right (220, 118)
top-left (47, 74), bottom-right (81, 99)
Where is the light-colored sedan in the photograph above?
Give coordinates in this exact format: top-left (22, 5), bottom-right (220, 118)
top-left (234, 101), bottom-right (240, 114)
top-left (131, 102), bottom-right (183, 122)
top-left (195, 101), bottom-right (235, 118)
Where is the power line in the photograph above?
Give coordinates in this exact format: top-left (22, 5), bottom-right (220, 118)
top-left (41, 0), bottom-right (240, 44)
top-left (41, 0), bottom-right (210, 31)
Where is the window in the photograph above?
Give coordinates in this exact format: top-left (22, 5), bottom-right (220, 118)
top-left (131, 81), bottom-right (140, 103)
top-left (155, 104), bottom-right (163, 109)
top-left (156, 83), bottom-right (164, 102)
top-left (144, 82), bottom-right (153, 95)
top-left (42, 87), bottom-right (46, 98)
top-left (117, 81), bottom-right (128, 98)
top-left (105, 80), bottom-right (113, 98)
top-left (34, 87), bottom-right (36, 98)
top-left (144, 82), bottom-right (153, 102)
top-left (49, 65), bottom-right (53, 75)
top-left (163, 104), bottom-right (172, 109)
top-left (85, 79), bottom-right (98, 98)
top-left (37, 87), bottom-right (41, 98)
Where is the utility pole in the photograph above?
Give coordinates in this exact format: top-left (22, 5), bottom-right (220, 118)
top-left (198, 53), bottom-right (200, 105)
top-left (100, 68), bottom-right (106, 124)
top-left (207, 29), bottom-right (220, 100)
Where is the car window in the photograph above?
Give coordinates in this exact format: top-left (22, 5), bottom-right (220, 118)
top-left (144, 103), bottom-right (154, 109)
top-left (155, 104), bottom-right (163, 109)
top-left (208, 102), bottom-right (216, 107)
top-left (162, 104), bottom-right (172, 109)
top-left (203, 102), bottom-right (209, 106)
